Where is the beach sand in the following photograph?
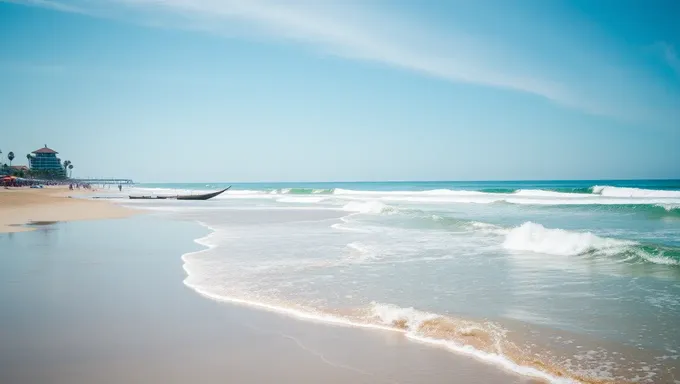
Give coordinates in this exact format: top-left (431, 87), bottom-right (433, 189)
top-left (0, 215), bottom-right (532, 384)
top-left (0, 187), bottom-right (135, 233)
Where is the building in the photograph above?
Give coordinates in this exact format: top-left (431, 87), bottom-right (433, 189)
top-left (10, 165), bottom-right (29, 172)
top-left (28, 145), bottom-right (64, 174)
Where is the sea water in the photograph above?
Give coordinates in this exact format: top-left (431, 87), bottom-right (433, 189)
top-left (115, 180), bottom-right (680, 383)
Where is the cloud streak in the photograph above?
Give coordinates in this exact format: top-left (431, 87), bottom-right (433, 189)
top-left (112, 0), bottom-right (575, 105)
top-left (1, 0), bottom-right (90, 15)
top-left (4, 0), bottom-right (679, 125)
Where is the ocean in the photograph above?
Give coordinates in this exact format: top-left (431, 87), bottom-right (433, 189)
top-left (114, 180), bottom-right (680, 383)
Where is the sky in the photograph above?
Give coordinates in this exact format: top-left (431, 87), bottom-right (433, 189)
top-left (1, 0), bottom-right (679, 182)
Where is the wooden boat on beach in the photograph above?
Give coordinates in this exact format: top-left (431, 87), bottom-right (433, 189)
top-left (128, 195), bottom-right (169, 200)
top-left (129, 187), bottom-right (231, 201)
top-left (177, 187), bottom-right (230, 200)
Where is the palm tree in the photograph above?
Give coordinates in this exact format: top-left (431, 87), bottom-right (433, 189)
top-left (63, 160), bottom-right (71, 178)
top-left (68, 164), bottom-right (74, 178)
top-left (7, 152), bottom-right (14, 167)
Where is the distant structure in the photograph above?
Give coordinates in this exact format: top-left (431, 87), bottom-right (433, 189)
top-left (10, 165), bottom-right (29, 172)
top-left (28, 145), bottom-right (64, 174)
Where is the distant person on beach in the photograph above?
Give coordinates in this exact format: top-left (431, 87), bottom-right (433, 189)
top-left (118, 184), bottom-right (122, 192)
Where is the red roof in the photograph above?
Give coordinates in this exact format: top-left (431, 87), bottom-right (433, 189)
top-left (32, 145), bottom-right (58, 154)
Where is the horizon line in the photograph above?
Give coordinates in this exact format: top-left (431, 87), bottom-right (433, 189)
top-left (135, 178), bottom-right (680, 184)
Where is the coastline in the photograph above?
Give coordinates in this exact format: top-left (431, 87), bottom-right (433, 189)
top-left (0, 186), bottom-right (137, 233)
top-left (0, 216), bottom-right (528, 384)
top-left (2, 182), bottom-right (677, 383)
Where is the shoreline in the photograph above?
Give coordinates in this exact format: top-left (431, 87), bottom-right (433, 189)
top-left (0, 216), bottom-right (527, 384)
top-left (0, 186), bottom-right (137, 233)
top-left (183, 224), bottom-right (583, 384)
top-left (2, 188), bottom-right (675, 383)
top-left (181, 214), bottom-right (677, 384)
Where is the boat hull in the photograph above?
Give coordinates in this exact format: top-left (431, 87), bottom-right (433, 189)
top-left (177, 187), bottom-right (230, 200)
top-left (128, 187), bottom-right (230, 201)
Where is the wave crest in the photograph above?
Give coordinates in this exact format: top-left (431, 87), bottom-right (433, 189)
top-left (655, 203), bottom-right (680, 212)
top-left (592, 186), bottom-right (680, 198)
top-left (503, 222), bottom-right (632, 256)
top-left (271, 188), bottom-right (335, 195)
top-left (503, 222), bottom-right (680, 265)
top-left (342, 201), bottom-right (395, 214)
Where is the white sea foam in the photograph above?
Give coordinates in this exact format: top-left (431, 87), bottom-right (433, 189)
top-left (345, 242), bottom-right (381, 262)
top-left (503, 222), bottom-right (634, 256)
top-left (333, 188), bottom-right (486, 196)
top-left (466, 221), bottom-right (510, 235)
top-left (223, 189), bottom-right (269, 195)
top-left (375, 195), bottom-right (680, 206)
top-left (342, 201), bottom-right (395, 214)
top-left (180, 222), bottom-right (582, 384)
top-left (367, 303), bottom-right (578, 384)
top-left (655, 203), bottom-right (680, 212)
top-left (183, 236), bottom-right (578, 384)
top-left (370, 303), bottom-right (440, 329)
top-left (329, 186), bottom-right (680, 206)
top-left (277, 196), bottom-right (327, 204)
top-left (592, 186), bottom-right (680, 198)
top-left (513, 189), bottom-right (590, 198)
top-left (130, 186), bottom-right (680, 207)
top-left (642, 254), bottom-right (680, 266)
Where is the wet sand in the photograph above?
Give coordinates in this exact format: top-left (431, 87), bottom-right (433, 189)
top-left (0, 216), bottom-right (532, 384)
top-left (0, 187), bottom-right (136, 233)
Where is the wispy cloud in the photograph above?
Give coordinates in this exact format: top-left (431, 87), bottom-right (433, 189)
top-left (111, 0), bottom-right (575, 105)
top-left (4, 0), bottom-right (679, 125)
top-left (1, 0), bottom-right (89, 15)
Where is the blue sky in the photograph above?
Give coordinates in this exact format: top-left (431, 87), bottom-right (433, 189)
top-left (1, 0), bottom-right (678, 182)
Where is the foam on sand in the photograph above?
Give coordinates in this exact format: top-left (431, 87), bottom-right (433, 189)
top-left (180, 223), bottom-right (605, 384)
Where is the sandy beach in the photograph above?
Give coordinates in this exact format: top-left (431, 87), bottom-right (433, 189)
top-left (2, 185), bottom-right (677, 383)
top-left (0, 215), bottom-right (530, 384)
top-left (0, 187), bottom-right (136, 233)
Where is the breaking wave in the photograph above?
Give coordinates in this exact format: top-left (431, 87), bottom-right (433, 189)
top-left (271, 188), bottom-right (335, 195)
top-left (342, 201), bottom-right (396, 214)
top-left (655, 203), bottom-right (680, 212)
top-left (177, 205), bottom-right (678, 384)
top-left (129, 185), bottom-right (680, 211)
top-left (503, 222), bottom-right (680, 265)
top-left (328, 186), bottom-right (680, 208)
top-left (182, 226), bottom-right (585, 383)
top-left (591, 186), bottom-right (680, 198)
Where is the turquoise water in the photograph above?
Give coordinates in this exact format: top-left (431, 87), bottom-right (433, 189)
top-left (140, 179), bottom-right (680, 193)
top-left (118, 180), bottom-right (680, 383)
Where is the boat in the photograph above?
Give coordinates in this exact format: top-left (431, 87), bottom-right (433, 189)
top-left (129, 186), bottom-right (230, 201)
top-left (177, 187), bottom-right (230, 200)
top-left (128, 195), bottom-right (169, 200)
